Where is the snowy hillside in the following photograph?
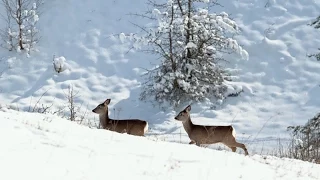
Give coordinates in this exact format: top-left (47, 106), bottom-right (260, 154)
top-left (0, 108), bottom-right (319, 180)
top-left (0, 0), bottom-right (320, 154)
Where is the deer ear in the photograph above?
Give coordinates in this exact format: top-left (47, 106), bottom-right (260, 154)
top-left (104, 99), bottom-right (111, 105)
top-left (185, 105), bottom-right (191, 112)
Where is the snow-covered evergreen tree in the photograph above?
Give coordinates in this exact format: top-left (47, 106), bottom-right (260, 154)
top-left (288, 112), bottom-right (320, 162)
top-left (309, 16), bottom-right (320, 61)
top-left (122, 0), bottom-right (248, 107)
top-left (0, 0), bottom-right (41, 54)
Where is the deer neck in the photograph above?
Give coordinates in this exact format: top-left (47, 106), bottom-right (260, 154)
top-left (182, 116), bottom-right (194, 134)
top-left (99, 110), bottom-right (110, 128)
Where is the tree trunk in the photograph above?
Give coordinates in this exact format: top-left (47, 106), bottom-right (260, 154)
top-left (18, 0), bottom-right (24, 50)
top-left (169, 4), bottom-right (175, 72)
top-left (185, 0), bottom-right (192, 59)
top-left (18, 25), bottom-right (24, 50)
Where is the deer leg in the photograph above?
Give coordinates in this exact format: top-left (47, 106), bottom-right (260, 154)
top-left (121, 129), bottom-right (127, 134)
top-left (233, 142), bottom-right (249, 156)
top-left (224, 140), bottom-right (249, 156)
top-left (140, 130), bottom-right (145, 136)
top-left (138, 130), bottom-right (144, 136)
top-left (189, 140), bottom-right (201, 146)
top-left (229, 147), bottom-right (237, 152)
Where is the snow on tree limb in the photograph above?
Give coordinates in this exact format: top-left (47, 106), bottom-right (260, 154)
top-left (0, 0), bottom-right (42, 54)
top-left (121, 0), bottom-right (248, 108)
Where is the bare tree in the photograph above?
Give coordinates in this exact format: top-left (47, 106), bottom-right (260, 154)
top-left (0, 0), bottom-right (42, 53)
top-left (65, 85), bottom-right (78, 121)
top-left (0, 4), bottom-right (13, 50)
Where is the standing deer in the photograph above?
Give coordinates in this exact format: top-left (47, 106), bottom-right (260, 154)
top-left (175, 105), bottom-right (249, 155)
top-left (92, 99), bottom-right (148, 136)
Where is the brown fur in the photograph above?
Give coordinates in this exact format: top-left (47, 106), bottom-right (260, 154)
top-left (92, 99), bottom-right (148, 136)
top-left (175, 105), bottom-right (249, 155)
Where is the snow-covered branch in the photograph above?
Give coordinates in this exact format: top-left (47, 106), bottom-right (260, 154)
top-left (0, 0), bottom-right (42, 54)
top-left (122, 0), bottom-right (249, 108)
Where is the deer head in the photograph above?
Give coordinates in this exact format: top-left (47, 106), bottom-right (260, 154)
top-left (92, 99), bottom-right (111, 114)
top-left (174, 105), bottom-right (191, 122)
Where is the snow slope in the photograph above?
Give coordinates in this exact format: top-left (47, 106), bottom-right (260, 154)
top-left (0, 0), bottom-right (320, 154)
top-left (0, 108), bottom-right (319, 180)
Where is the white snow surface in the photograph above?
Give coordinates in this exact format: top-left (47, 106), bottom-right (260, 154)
top-left (0, 0), bottom-right (320, 154)
top-left (0, 107), bottom-right (319, 180)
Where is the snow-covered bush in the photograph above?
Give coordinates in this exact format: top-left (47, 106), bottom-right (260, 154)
top-left (0, 0), bottom-right (42, 54)
top-left (122, 0), bottom-right (248, 107)
top-left (287, 112), bottom-right (320, 162)
top-left (53, 56), bottom-right (68, 73)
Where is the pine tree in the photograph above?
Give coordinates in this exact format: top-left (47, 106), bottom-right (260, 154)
top-left (122, 0), bottom-right (248, 107)
top-left (309, 16), bottom-right (320, 61)
top-left (288, 113), bottom-right (320, 162)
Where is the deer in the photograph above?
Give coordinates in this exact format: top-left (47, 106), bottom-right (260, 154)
top-left (174, 105), bottom-right (249, 155)
top-left (92, 98), bottom-right (148, 136)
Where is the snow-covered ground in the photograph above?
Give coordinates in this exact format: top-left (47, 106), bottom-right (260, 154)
top-left (0, 0), bottom-right (320, 155)
top-left (0, 107), bottom-right (319, 180)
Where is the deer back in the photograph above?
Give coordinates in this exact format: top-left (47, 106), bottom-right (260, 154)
top-left (106, 118), bottom-right (148, 136)
top-left (189, 125), bottom-right (235, 144)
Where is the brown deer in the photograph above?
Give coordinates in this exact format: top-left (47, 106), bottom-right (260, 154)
top-left (92, 99), bottom-right (148, 136)
top-left (175, 105), bottom-right (249, 155)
